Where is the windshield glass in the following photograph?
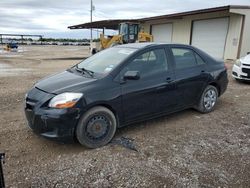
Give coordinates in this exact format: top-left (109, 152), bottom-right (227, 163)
top-left (119, 23), bottom-right (128, 35)
top-left (77, 47), bottom-right (136, 75)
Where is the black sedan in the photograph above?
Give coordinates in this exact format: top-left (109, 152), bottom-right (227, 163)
top-left (24, 43), bottom-right (228, 148)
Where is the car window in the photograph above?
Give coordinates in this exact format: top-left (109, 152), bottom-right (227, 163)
top-left (122, 48), bottom-right (168, 78)
top-left (135, 51), bottom-right (156, 61)
top-left (171, 48), bottom-right (197, 69)
top-left (195, 53), bottom-right (206, 65)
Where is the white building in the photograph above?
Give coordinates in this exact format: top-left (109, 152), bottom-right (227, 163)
top-left (69, 5), bottom-right (250, 60)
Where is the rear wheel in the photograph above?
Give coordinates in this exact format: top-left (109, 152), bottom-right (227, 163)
top-left (76, 106), bottom-right (117, 148)
top-left (196, 85), bottom-right (218, 113)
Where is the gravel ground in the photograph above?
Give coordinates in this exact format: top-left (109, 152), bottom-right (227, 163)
top-left (0, 45), bottom-right (249, 188)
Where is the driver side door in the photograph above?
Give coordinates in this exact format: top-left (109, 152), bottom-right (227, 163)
top-left (119, 47), bottom-right (177, 123)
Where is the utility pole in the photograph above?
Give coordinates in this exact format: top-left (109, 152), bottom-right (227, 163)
top-left (90, 0), bottom-right (93, 43)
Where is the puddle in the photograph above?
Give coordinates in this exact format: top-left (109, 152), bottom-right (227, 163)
top-left (111, 136), bottom-right (138, 152)
top-left (0, 63), bottom-right (31, 77)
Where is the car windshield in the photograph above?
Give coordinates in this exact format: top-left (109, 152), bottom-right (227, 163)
top-left (77, 47), bottom-right (136, 75)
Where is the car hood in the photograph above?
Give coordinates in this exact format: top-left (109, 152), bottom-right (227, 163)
top-left (241, 54), bottom-right (250, 64)
top-left (35, 70), bottom-right (96, 94)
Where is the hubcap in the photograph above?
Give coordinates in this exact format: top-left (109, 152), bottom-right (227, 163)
top-left (204, 89), bottom-right (217, 110)
top-left (86, 115), bottom-right (110, 140)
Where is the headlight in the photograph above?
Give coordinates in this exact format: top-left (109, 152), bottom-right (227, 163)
top-left (235, 59), bottom-right (241, 67)
top-left (48, 92), bottom-right (83, 109)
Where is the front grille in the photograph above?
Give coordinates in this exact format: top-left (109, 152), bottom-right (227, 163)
top-left (25, 87), bottom-right (48, 112)
top-left (25, 98), bottom-right (37, 110)
top-left (242, 68), bottom-right (250, 74)
top-left (242, 68), bottom-right (250, 78)
top-left (241, 75), bottom-right (250, 79)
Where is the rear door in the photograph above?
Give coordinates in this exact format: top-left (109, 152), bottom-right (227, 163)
top-left (120, 47), bottom-right (177, 122)
top-left (170, 47), bottom-right (208, 107)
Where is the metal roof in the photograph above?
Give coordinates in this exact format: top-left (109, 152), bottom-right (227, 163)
top-left (68, 5), bottom-right (250, 30)
top-left (68, 19), bottom-right (138, 30)
top-left (139, 5), bottom-right (250, 21)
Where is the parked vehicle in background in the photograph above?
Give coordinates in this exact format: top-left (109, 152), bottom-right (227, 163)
top-left (4, 41), bottom-right (18, 51)
top-left (232, 53), bottom-right (250, 81)
top-left (24, 43), bottom-right (228, 148)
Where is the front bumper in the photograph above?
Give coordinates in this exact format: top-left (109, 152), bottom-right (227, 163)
top-left (232, 64), bottom-right (250, 81)
top-left (24, 87), bottom-right (81, 142)
top-left (25, 108), bottom-right (80, 142)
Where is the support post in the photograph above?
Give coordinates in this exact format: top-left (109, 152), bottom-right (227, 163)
top-left (0, 153), bottom-right (5, 188)
top-left (21, 35), bottom-right (24, 45)
top-left (90, 0), bottom-right (93, 43)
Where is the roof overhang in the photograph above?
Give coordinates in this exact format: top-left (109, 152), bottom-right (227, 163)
top-left (140, 5), bottom-right (250, 22)
top-left (68, 19), bottom-right (139, 30)
top-left (68, 5), bottom-right (250, 30)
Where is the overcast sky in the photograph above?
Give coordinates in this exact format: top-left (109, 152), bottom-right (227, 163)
top-left (0, 0), bottom-right (249, 39)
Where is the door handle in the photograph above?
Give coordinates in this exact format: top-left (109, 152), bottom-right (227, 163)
top-left (166, 77), bottom-right (174, 83)
top-left (201, 70), bottom-right (205, 73)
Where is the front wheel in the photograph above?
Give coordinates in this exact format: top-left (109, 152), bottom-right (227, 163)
top-left (195, 85), bottom-right (218, 113)
top-left (76, 106), bottom-right (117, 148)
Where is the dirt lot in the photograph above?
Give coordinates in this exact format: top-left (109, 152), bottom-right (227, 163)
top-left (0, 45), bottom-right (249, 187)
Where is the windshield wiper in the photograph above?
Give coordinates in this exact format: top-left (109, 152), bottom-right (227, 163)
top-left (76, 65), bottom-right (94, 77)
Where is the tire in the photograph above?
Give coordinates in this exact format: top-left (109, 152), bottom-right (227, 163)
top-left (76, 106), bottom-right (117, 148)
top-left (91, 48), bottom-right (97, 55)
top-left (195, 85), bottom-right (218, 113)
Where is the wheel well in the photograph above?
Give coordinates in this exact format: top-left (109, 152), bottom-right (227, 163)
top-left (97, 104), bottom-right (118, 120)
top-left (73, 104), bottom-right (119, 141)
top-left (209, 82), bottom-right (221, 96)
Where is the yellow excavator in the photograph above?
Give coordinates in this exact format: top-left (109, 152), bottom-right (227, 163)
top-left (91, 22), bottom-right (153, 54)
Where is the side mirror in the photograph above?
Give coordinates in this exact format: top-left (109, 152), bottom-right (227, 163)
top-left (124, 71), bottom-right (140, 80)
top-left (247, 52), bottom-right (250, 55)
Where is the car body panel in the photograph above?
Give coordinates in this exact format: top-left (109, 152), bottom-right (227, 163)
top-left (24, 43), bottom-right (228, 142)
top-left (35, 70), bottom-right (97, 94)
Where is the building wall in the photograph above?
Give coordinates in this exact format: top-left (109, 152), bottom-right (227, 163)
top-left (141, 10), bottom-right (244, 59)
top-left (224, 14), bottom-right (243, 59)
top-left (230, 8), bottom-right (250, 58)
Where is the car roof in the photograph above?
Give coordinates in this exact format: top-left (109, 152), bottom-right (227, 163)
top-left (114, 42), bottom-right (192, 49)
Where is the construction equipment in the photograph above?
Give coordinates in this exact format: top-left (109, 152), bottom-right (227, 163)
top-left (91, 22), bottom-right (153, 54)
top-left (4, 41), bottom-right (18, 51)
top-left (0, 153), bottom-right (5, 188)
